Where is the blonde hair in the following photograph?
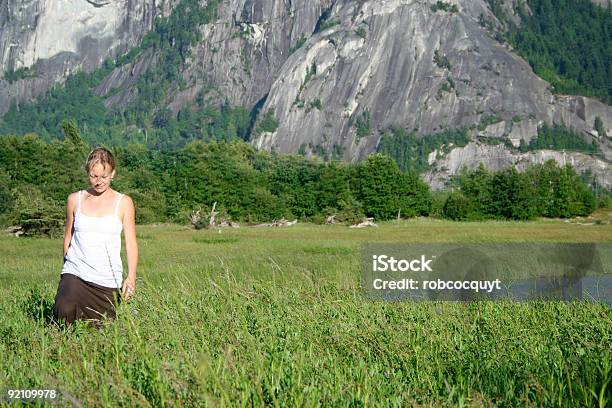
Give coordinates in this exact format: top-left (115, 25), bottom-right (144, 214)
top-left (85, 147), bottom-right (116, 173)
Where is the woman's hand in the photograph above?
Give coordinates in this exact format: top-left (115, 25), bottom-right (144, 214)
top-left (122, 276), bottom-right (136, 301)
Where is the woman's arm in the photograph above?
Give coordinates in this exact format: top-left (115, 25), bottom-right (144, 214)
top-left (63, 193), bottom-right (77, 260)
top-left (121, 195), bottom-right (138, 300)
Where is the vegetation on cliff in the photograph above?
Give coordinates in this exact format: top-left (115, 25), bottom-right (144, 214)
top-left (486, 0), bottom-right (611, 104)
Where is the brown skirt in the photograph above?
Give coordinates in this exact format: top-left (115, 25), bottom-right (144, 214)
top-left (53, 273), bottom-right (121, 325)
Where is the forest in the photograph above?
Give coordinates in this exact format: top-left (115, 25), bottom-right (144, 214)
top-left (0, 124), bottom-right (603, 236)
top-left (486, 0), bottom-right (611, 104)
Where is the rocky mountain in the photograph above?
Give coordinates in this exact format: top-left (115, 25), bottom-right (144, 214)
top-left (0, 0), bottom-right (157, 112)
top-left (95, 0), bottom-right (334, 112)
top-left (1, 0), bottom-right (611, 187)
top-left (251, 1), bottom-right (611, 170)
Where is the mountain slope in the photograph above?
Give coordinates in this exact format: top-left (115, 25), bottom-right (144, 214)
top-left (252, 0), bottom-right (611, 161)
top-left (0, 0), bottom-right (157, 114)
top-left (1, 0), bottom-right (610, 187)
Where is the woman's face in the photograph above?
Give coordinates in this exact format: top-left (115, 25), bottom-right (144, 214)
top-left (88, 163), bottom-right (115, 193)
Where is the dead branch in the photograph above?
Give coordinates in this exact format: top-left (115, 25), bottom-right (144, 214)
top-left (325, 215), bottom-right (337, 225)
top-left (209, 202), bottom-right (218, 227)
top-left (189, 208), bottom-right (201, 227)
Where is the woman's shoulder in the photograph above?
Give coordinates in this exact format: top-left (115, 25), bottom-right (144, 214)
top-left (65, 190), bottom-right (82, 213)
top-left (114, 190), bottom-right (131, 199)
top-left (116, 192), bottom-right (134, 207)
top-left (115, 192), bottom-right (135, 222)
top-left (66, 190), bottom-right (82, 204)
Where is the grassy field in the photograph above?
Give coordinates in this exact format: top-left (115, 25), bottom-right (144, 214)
top-left (0, 218), bottom-right (611, 407)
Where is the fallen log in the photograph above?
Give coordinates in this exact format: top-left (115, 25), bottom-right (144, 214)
top-left (6, 225), bottom-right (24, 237)
top-left (350, 217), bottom-right (378, 228)
top-left (217, 220), bottom-right (240, 228)
top-left (253, 218), bottom-right (298, 227)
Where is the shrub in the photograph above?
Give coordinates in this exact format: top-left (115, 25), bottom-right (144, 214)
top-left (443, 192), bottom-right (473, 221)
top-left (431, 1), bottom-right (459, 13)
top-left (430, 190), bottom-right (450, 218)
top-left (354, 110), bottom-right (371, 138)
top-left (289, 34), bottom-right (307, 55)
top-left (256, 111), bottom-right (279, 134)
top-left (433, 49), bottom-right (452, 70)
top-left (127, 189), bottom-right (168, 224)
top-left (336, 198), bottom-right (365, 225)
top-left (10, 185), bottom-right (64, 237)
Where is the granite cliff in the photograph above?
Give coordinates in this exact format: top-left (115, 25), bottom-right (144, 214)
top-left (0, 0), bottom-right (157, 112)
top-left (251, 1), bottom-right (611, 167)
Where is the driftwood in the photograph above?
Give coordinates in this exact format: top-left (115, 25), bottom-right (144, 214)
top-left (350, 217), bottom-right (378, 228)
top-left (208, 202), bottom-right (241, 228)
top-left (6, 225), bottom-right (24, 237)
top-left (325, 215), bottom-right (337, 225)
top-left (189, 208), bottom-right (202, 227)
top-left (208, 202), bottom-right (218, 228)
top-left (217, 220), bottom-right (240, 228)
top-left (191, 203), bottom-right (240, 228)
top-left (253, 218), bottom-right (298, 228)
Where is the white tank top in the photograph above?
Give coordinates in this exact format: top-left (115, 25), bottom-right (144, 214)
top-left (61, 190), bottom-right (124, 288)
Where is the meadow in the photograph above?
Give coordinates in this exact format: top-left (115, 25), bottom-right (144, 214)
top-left (0, 218), bottom-right (611, 407)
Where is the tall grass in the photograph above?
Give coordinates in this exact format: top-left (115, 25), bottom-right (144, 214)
top-left (0, 219), bottom-right (610, 406)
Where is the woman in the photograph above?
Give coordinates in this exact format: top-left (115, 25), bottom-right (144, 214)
top-left (53, 147), bottom-right (138, 325)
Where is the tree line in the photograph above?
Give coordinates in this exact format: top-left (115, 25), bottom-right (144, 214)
top-left (0, 128), bottom-right (605, 235)
top-left (0, 130), bottom-right (431, 234)
top-left (443, 163), bottom-right (598, 221)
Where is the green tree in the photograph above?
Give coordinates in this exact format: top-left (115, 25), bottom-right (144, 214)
top-left (489, 167), bottom-right (537, 220)
top-left (10, 185), bottom-right (64, 237)
top-left (443, 192), bottom-right (473, 221)
top-left (256, 111), bottom-right (279, 134)
top-left (526, 160), bottom-right (596, 218)
top-left (357, 154), bottom-right (401, 219)
top-left (396, 171), bottom-right (432, 217)
top-left (356, 154), bottom-right (431, 219)
top-left (61, 120), bottom-right (87, 147)
top-left (378, 127), bottom-right (469, 172)
top-left (456, 164), bottom-right (494, 218)
top-left (499, 0), bottom-right (612, 104)
top-left (313, 162), bottom-right (353, 212)
top-left (594, 116), bottom-right (606, 137)
top-left (0, 169), bottom-right (14, 219)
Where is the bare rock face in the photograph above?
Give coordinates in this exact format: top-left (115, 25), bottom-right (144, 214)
top-left (251, 0), bottom-right (612, 162)
top-left (187, 0), bottom-right (333, 109)
top-left (0, 0), bottom-right (156, 115)
top-left (166, 0), bottom-right (333, 112)
top-left (88, 0), bottom-right (333, 113)
top-left (424, 142), bottom-right (611, 189)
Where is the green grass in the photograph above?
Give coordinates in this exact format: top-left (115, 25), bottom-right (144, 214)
top-left (0, 219), bottom-right (611, 406)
